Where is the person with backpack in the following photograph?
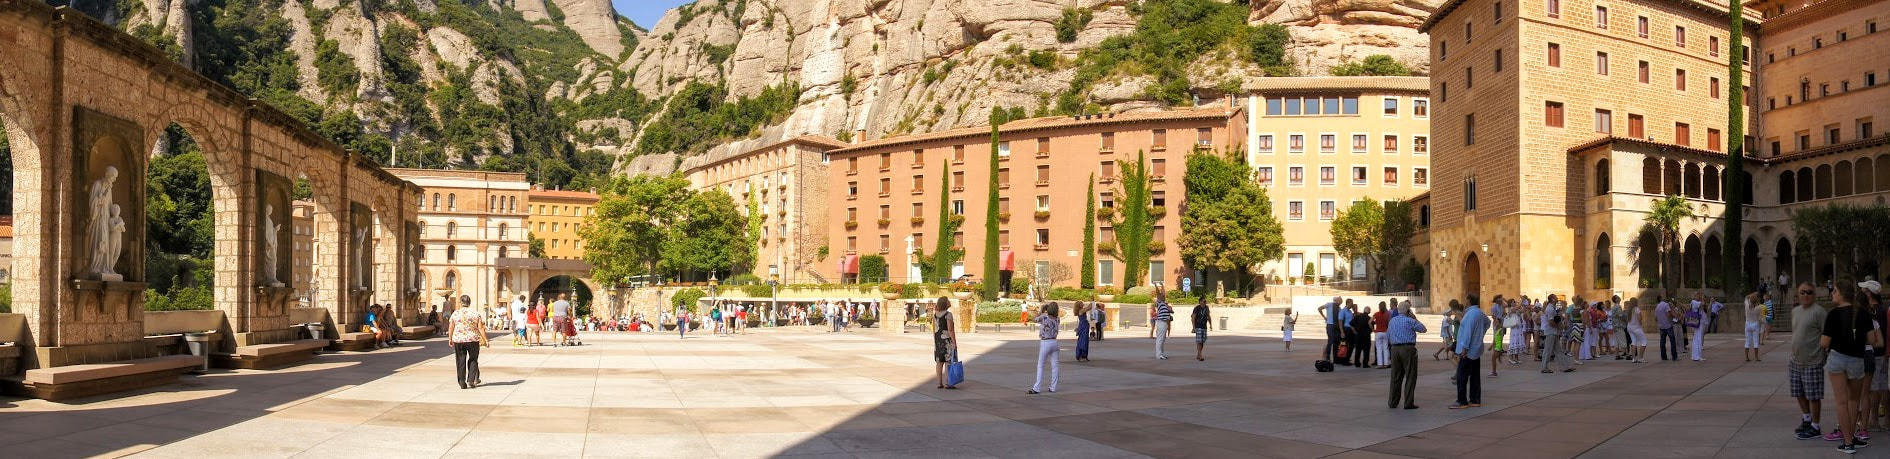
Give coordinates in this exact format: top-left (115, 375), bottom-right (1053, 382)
top-left (1191, 297), bottom-right (1211, 362)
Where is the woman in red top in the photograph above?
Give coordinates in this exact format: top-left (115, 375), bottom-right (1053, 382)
top-left (526, 302), bottom-right (542, 346)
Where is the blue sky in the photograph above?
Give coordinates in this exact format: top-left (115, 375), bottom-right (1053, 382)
top-left (614, 0), bottom-right (694, 30)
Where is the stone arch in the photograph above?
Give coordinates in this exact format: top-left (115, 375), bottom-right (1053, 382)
top-left (146, 121), bottom-right (241, 316)
top-left (1462, 252), bottom-right (1482, 303)
top-left (1877, 154), bottom-right (1890, 192)
top-left (1780, 170), bottom-right (1796, 204)
top-left (1683, 162), bottom-right (1702, 198)
top-left (1595, 159), bottom-right (1611, 195)
top-left (1858, 157), bottom-right (1875, 193)
top-left (444, 269), bottom-right (460, 290)
top-left (1816, 164), bottom-right (1834, 199)
top-left (1744, 237), bottom-right (1761, 291)
top-left (1663, 159), bottom-right (1682, 196)
top-left (1704, 166), bottom-right (1720, 201)
top-left (1595, 233), bottom-right (1612, 289)
top-left (1776, 238), bottom-right (1794, 286)
top-left (1836, 160), bottom-right (1855, 196)
top-left (1799, 167), bottom-right (1815, 202)
top-left (1642, 157), bottom-right (1662, 194)
top-left (1683, 234), bottom-right (1702, 288)
top-left (1704, 233), bottom-right (1723, 289)
top-left (1637, 232), bottom-right (1661, 288)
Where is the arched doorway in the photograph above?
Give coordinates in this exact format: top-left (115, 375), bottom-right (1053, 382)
top-left (533, 275), bottom-right (595, 316)
top-left (1462, 252), bottom-right (1481, 306)
top-left (1776, 238), bottom-right (1795, 286)
top-left (1743, 238), bottom-right (1761, 292)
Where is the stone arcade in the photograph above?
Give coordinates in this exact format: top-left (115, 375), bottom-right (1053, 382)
top-left (0, 1), bottom-right (422, 398)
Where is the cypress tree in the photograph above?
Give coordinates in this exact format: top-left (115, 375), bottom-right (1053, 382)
top-left (1082, 174), bottom-right (1097, 289)
top-left (982, 108), bottom-right (1005, 300)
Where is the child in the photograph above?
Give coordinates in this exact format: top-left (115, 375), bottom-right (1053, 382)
top-left (1281, 310), bottom-right (1297, 351)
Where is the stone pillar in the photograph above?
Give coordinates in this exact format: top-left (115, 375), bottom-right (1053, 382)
top-left (955, 295), bottom-right (976, 334)
top-left (881, 297), bottom-right (906, 334)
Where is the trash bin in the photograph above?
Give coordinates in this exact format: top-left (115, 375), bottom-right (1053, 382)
top-left (183, 332), bottom-right (213, 372)
top-left (305, 323), bottom-right (326, 354)
top-left (1219, 316), bottom-right (1228, 331)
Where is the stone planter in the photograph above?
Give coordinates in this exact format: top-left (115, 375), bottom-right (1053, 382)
top-left (775, 319), bottom-right (790, 327)
top-left (881, 292), bottom-right (901, 300)
top-left (952, 291), bottom-right (973, 300)
top-left (859, 319), bottom-right (878, 327)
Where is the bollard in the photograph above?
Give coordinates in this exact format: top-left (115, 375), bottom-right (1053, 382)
top-left (1219, 316), bottom-right (1228, 331)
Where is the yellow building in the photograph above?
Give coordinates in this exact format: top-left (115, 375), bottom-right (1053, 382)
top-left (1420, 0), bottom-right (1888, 304)
top-left (525, 187), bottom-right (600, 261)
top-left (1245, 77), bottom-right (1433, 286)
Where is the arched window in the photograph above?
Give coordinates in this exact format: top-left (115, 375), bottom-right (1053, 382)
top-left (1799, 167), bottom-right (1815, 202)
top-left (489, 196), bottom-right (497, 210)
top-left (499, 246), bottom-right (510, 258)
top-left (1638, 232), bottom-right (1661, 288)
top-left (508, 196), bottom-right (517, 212)
top-left (447, 222), bottom-right (458, 238)
top-left (446, 245), bottom-right (457, 262)
top-left (1595, 233), bottom-right (1612, 289)
top-left (1664, 159), bottom-right (1683, 196)
top-left (1877, 154), bottom-right (1890, 192)
top-left (498, 223), bottom-right (509, 239)
top-left (1816, 164), bottom-right (1834, 199)
top-left (1859, 157), bottom-right (1876, 193)
top-left (1683, 163), bottom-right (1702, 198)
top-left (448, 193), bottom-right (458, 210)
top-left (432, 193), bottom-right (441, 210)
top-left (1683, 234), bottom-right (1702, 288)
top-left (445, 271), bottom-right (458, 289)
top-left (1704, 234), bottom-right (1723, 289)
top-left (1703, 166), bottom-right (1720, 201)
top-left (1595, 159), bottom-right (1611, 195)
top-left (1836, 160), bottom-right (1855, 196)
top-left (1642, 157), bottom-right (1662, 194)
top-left (419, 221), bottom-right (428, 237)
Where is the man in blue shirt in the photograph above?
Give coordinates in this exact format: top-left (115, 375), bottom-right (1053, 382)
top-left (1452, 295), bottom-right (1491, 409)
top-left (1387, 304), bottom-right (1427, 409)
top-left (1655, 297), bottom-right (1679, 361)
top-left (1319, 296), bottom-right (1343, 362)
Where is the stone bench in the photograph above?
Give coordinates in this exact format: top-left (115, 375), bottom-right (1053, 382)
top-left (331, 332), bottom-right (376, 352)
top-left (215, 339), bottom-right (329, 370)
top-left (11, 355), bottom-right (200, 401)
top-left (399, 325), bottom-right (436, 340)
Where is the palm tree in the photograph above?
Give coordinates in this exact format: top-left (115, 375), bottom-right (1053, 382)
top-left (1639, 195), bottom-right (1696, 299)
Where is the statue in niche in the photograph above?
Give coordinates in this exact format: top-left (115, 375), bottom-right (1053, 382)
top-left (104, 205), bottom-right (125, 280)
top-left (85, 166), bottom-right (122, 281)
top-left (262, 204), bottom-right (283, 286)
top-left (409, 243), bottom-right (422, 291)
top-left (352, 226), bottom-right (368, 289)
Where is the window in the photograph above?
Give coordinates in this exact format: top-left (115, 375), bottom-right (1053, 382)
top-left (1267, 96), bottom-right (1362, 116)
top-left (998, 168), bottom-right (1010, 186)
top-left (1289, 166), bottom-right (1305, 185)
top-left (1710, 36), bottom-right (1720, 57)
top-left (1352, 166), bottom-right (1368, 185)
top-left (1151, 191), bottom-right (1167, 208)
top-left (1035, 229), bottom-right (1049, 247)
top-left (1708, 128), bottom-right (1721, 151)
top-left (498, 223), bottom-right (508, 239)
top-left (1036, 195), bottom-right (1051, 211)
top-left (1035, 165), bottom-right (1050, 185)
top-left (1320, 134), bottom-right (1336, 154)
top-left (879, 178), bottom-right (891, 195)
top-left (1320, 166), bottom-right (1337, 186)
top-left (1675, 68), bottom-right (1687, 91)
top-left (1101, 161), bottom-right (1117, 180)
top-left (846, 157), bottom-right (859, 173)
top-left (1152, 129), bottom-right (1166, 149)
top-left (952, 171), bottom-right (965, 190)
top-left (1675, 26), bottom-right (1686, 47)
top-left (1862, 119), bottom-right (1876, 139)
top-left (1629, 114), bottom-right (1645, 138)
top-left (1547, 0), bottom-right (1560, 18)
top-left (1383, 98), bottom-right (1399, 116)
top-left (431, 193), bottom-right (441, 210)
top-left (879, 235), bottom-right (890, 253)
top-left (1099, 260), bottom-right (1114, 286)
top-left (1352, 134), bottom-right (1369, 153)
top-left (1545, 101), bottom-right (1565, 127)
top-left (1465, 114), bottom-right (1476, 145)
top-left (1465, 175), bottom-right (1479, 211)
top-left (1495, 1), bottom-right (1502, 23)
top-left (1198, 127), bottom-right (1213, 147)
top-left (908, 202), bottom-right (921, 218)
top-left (1548, 43), bottom-right (1561, 67)
top-left (447, 222), bottom-right (458, 238)
top-left (1152, 159), bottom-right (1168, 178)
top-left (1384, 134), bottom-right (1399, 153)
top-left (446, 245), bottom-right (458, 262)
top-left (1465, 21), bottom-right (1473, 42)
top-left (880, 153), bottom-right (891, 170)
top-left (1594, 109), bottom-right (1613, 134)
top-left (1800, 133), bottom-right (1812, 150)
top-left (1384, 167), bottom-right (1399, 186)
top-left (998, 230), bottom-right (1010, 249)
top-left (953, 145), bottom-right (965, 163)
top-left (1101, 132), bottom-right (1115, 151)
top-left (1414, 167), bottom-right (1430, 186)
top-left (447, 194), bottom-right (457, 210)
top-left (1319, 201), bottom-right (1337, 221)
top-left (1637, 16), bottom-right (1649, 38)
top-left (1495, 49), bottom-right (1503, 72)
top-left (1289, 134), bottom-right (1305, 153)
top-left (1414, 136), bottom-right (1429, 154)
top-left (1829, 125), bottom-right (1842, 144)
top-left (1675, 122), bottom-right (1691, 146)
top-left (1288, 201), bottom-right (1304, 220)
top-left (1638, 61), bottom-right (1649, 83)
top-left (878, 205), bottom-right (890, 220)
top-left (912, 175), bottom-right (924, 193)
top-left (1596, 52), bottom-right (1609, 75)
top-left (1441, 83), bottom-right (1447, 102)
top-left (1257, 167), bottom-right (1274, 185)
top-left (1414, 99), bottom-right (1429, 118)
top-left (1257, 135), bottom-right (1274, 154)
top-left (1465, 67), bottom-right (1473, 89)
top-left (1594, 6), bottom-right (1607, 28)
top-left (998, 141), bottom-right (1010, 157)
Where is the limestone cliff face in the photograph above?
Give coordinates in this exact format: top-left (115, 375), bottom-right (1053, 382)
top-left (613, 0), bottom-right (1438, 159)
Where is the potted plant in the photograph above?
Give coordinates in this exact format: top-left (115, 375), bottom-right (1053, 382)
top-left (1096, 286), bottom-right (1120, 302)
top-left (808, 307), bottom-right (826, 325)
top-left (950, 281), bottom-right (976, 300)
top-left (880, 282), bottom-right (904, 300)
top-left (877, 218), bottom-right (891, 227)
top-left (1034, 210), bottom-right (1051, 219)
top-left (859, 308), bottom-right (878, 327)
top-left (910, 216), bottom-right (926, 225)
top-left (1148, 205), bottom-right (1167, 218)
top-left (998, 211), bottom-right (1012, 221)
top-left (844, 220), bottom-right (859, 229)
top-left (1096, 206), bottom-right (1115, 220)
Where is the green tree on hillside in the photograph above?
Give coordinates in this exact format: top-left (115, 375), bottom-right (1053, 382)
top-left (1329, 55), bottom-right (1412, 76)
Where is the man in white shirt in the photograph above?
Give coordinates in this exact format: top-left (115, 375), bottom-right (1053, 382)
top-left (510, 295), bottom-right (528, 346)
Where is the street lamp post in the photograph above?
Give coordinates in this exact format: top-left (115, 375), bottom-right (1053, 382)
top-left (769, 265), bottom-right (780, 327)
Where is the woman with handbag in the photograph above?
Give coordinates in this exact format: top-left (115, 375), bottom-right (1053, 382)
top-left (932, 297), bottom-right (959, 389)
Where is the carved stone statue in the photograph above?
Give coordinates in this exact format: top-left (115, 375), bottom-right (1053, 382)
top-left (262, 204), bottom-right (282, 286)
top-left (85, 166), bottom-right (121, 281)
top-left (352, 226), bottom-right (368, 289)
top-left (103, 205), bottom-right (125, 281)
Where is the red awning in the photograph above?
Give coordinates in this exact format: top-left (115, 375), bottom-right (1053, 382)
top-left (841, 255), bottom-right (861, 274)
top-left (999, 251), bottom-right (1016, 271)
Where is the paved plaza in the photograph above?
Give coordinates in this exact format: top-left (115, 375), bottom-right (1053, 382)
top-left (0, 324), bottom-right (1867, 458)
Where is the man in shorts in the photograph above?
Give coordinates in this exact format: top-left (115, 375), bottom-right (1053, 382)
top-left (1791, 282), bottom-right (1830, 440)
top-left (552, 293), bottom-right (574, 346)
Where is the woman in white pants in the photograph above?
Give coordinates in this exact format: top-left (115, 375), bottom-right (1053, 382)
top-left (1580, 303), bottom-right (1599, 360)
top-left (1743, 292), bottom-right (1764, 362)
top-left (1029, 302), bottom-right (1061, 394)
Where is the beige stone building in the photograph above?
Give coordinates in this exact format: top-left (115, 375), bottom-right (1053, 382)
top-left (1420, 0), bottom-right (1888, 304)
top-left (823, 106), bottom-right (1246, 288)
top-left (1245, 77), bottom-right (1433, 285)
top-left (389, 169), bottom-right (531, 311)
top-left (525, 187), bottom-right (600, 261)
top-left (683, 135), bottom-right (848, 282)
top-left (292, 201), bottom-right (315, 306)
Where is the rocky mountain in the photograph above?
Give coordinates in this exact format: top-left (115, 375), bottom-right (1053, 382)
top-left (60, 0), bottom-right (1439, 187)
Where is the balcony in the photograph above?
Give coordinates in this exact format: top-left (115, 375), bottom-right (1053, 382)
top-left (1034, 243), bottom-right (1051, 251)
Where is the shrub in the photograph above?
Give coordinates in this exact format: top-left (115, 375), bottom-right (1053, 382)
top-left (976, 301), bottom-right (1025, 323)
top-left (860, 255), bottom-right (890, 283)
top-left (1049, 286), bottom-right (1095, 301)
top-left (1009, 277), bottom-right (1031, 295)
top-left (1115, 293), bottom-right (1153, 304)
top-left (1054, 7), bottom-right (1094, 43)
top-left (1328, 54), bottom-right (1412, 77)
top-left (1027, 50), bottom-right (1056, 69)
top-left (740, 284), bottom-right (773, 297)
top-left (727, 273), bottom-right (762, 285)
top-left (901, 283), bottom-right (930, 299)
top-left (672, 288), bottom-right (706, 311)
top-left (1096, 286), bottom-right (1122, 296)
